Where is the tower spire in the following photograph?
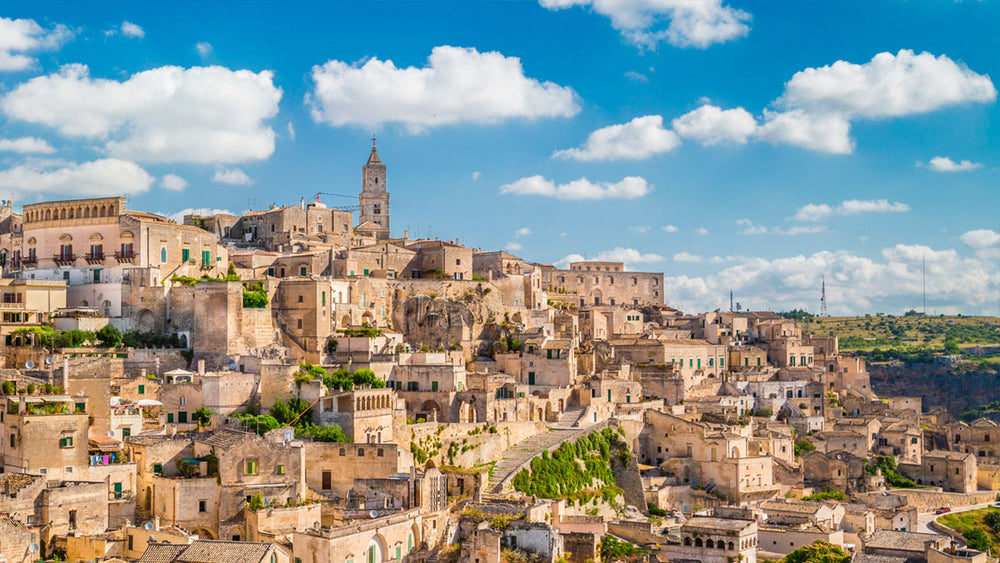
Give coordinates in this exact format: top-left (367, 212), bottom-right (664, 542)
top-left (820, 276), bottom-right (828, 317)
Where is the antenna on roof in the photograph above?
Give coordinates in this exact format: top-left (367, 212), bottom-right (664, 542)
top-left (922, 254), bottom-right (927, 315)
top-left (729, 290), bottom-right (734, 313)
top-left (820, 276), bottom-right (828, 317)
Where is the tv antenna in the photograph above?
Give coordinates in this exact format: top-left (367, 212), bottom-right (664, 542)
top-left (729, 290), bottom-right (734, 313)
top-left (820, 276), bottom-right (828, 317)
top-left (922, 255), bottom-right (927, 315)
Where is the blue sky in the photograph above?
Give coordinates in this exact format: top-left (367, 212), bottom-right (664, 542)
top-left (0, 1), bottom-right (997, 315)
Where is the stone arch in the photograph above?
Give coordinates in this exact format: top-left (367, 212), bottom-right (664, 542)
top-left (731, 447), bottom-right (740, 458)
top-left (695, 538), bottom-right (703, 547)
top-left (193, 527), bottom-right (215, 540)
top-left (706, 539), bottom-right (715, 548)
top-left (60, 208), bottom-right (66, 219)
top-left (361, 311), bottom-right (375, 327)
top-left (84, 207), bottom-right (90, 218)
top-left (421, 400), bottom-right (441, 413)
top-left (683, 537), bottom-right (692, 546)
top-left (341, 314), bottom-right (351, 328)
top-left (409, 523), bottom-right (420, 552)
top-left (544, 402), bottom-right (553, 421)
top-left (728, 541), bottom-right (735, 550)
top-left (591, 289), bottom-right (603, 305)
top-left (45, 209), bottom-right (51, 220)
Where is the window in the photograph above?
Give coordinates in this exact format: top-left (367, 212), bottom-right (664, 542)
top-left (297, 295), bottom-right (304, 303)
top-left (182, 248), bottom-right (190, 262)
top-left (276, 464), bottom-right (285, 475)
top-left (201, 250), bottom-right (211, 267)
top-left (138, 384), bottom-right (145, 395)
top-left (160, 247), bottom-right (167, 263)
top-left (245, 460), bottom-right (258, 475)
top-left (297, 319), bottom-right (302, 329)
top-left (179, 397), bottom-right (186, 407)
top-left (166, 413), bottom-right (174, 423)
top-left (431, 381), bottom-right (439, 391)
top-left (358, 448), bottom-right (365, 457)
top-left (153, 463), bottom-right (163, 474)
top-left (122, 427), bottom-right (131, 438)
top-left (59, 436), bottom-right (74, 448)
top-left (8, 433), bottom-right (14, 448)
top-left (300, 266), bottom-right (307, 276)
top-left (199, 500), bottom-right (207, 513)
top-left (178, 411), bottom-right (188, 423)
top-left (129, 534), bottom-right (134, 550)
top-left (378, 448), bottom-right (384, 457)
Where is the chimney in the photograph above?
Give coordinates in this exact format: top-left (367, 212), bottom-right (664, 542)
top-left (154, 516), bottom-right (160, 531)
top-left (140, 368), bottom-right (146, 379)
top-left (197, 360), bottom-right (205, 375)
top-left (455, 237), bottom-right (460, 245)
top-left (403, 229), bottom-right (408, 240)
top-left (62, 357), bottom-right (69, 390)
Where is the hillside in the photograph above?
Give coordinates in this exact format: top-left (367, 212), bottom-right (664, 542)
top-left (793, 313), bottom-right (1000, 361)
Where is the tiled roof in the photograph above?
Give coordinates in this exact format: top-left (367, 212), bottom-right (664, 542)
top-left (864, 530), bottom-right (939, 553)
top-left (137, 544), bottom-right (188, 563)
top-left (177, 540), bottom-right (273, 562)
top-left (0, 473), bottom-right (42, 495)
top-left (193, 428), bottom-right (251, 450)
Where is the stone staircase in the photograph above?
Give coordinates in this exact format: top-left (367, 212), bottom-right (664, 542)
top-left (487, 419), bottom-right (611, 494)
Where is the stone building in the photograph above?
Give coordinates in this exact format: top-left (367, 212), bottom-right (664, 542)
top-left (1, 394), bottom-right (90, 481)
top-left (662, 516), bottom-right (759, 563)
top-left (292, 509), bottom-right (428, 563)
top-left (315, 387), bottom-right (399, 443)
top-left (539, 261), bottom-right (664, 307)
top-left (226, 201), bottom-right (353, 252)
top-left (898, 450), bottom-right (977, 493)
top-left (945, 417), bottom-right (999, 460)
top-left (359, 140), bottom-right (390, 240)
top-left (0, 278), bottom-right (66, 338)
top-left (305, 441), bottom-right (407, 499)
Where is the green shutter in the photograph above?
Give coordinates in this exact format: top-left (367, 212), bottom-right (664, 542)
top-left (182, 249), bottom-right (190, 262)
top-left (138, 384), bottom-right (144, 395)
top-left (167, 413), bottom-right (174, 423)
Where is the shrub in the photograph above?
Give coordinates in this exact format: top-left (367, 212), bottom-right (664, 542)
top-left (802, 488), bottom-right (846, 502)
top-left (984, 510), bottom-right (1000, 532)
top-left (784, 540), bottom-right (850, 563)
top-left (963, 528), bottom-right (990, 552)
top-left (96, 324), bottom-right (123, 347)
top-left (2, 381), bottom-right (16, 395)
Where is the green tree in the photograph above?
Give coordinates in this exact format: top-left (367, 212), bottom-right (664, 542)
top-left (943, 338), bottom-right (961, 355)
top-left (984, 510), bottom-right (1000, 532)
top-left (193, 407), bottom-right (214, 428)
top-left (963, 528), bottom-right (990, 552)
top-left (784, 540), bottom-right (851, 563)
top-left (96, 324), bottom-right (123, 347)
top-left (1, 381), bottom-right (15, 395)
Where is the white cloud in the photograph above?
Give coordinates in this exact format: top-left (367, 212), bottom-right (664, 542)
top-left (505, 242), bottom-right (524, 252)
top-left (778, 50), bottom-right (997, 119)
top-left (624, 70), bottom-right (648, 83)
top-left (307, 46), bottom-right (579, 132)
top-left (665, 244), bottom-right (998, 315)
top-left (195, 42), bottom-right (213, 58)
top-left (960, 229), bottom-right (1000, 250)
top-left (500, 175), bottom-right (650, 200)
top-left (553, 115), bottom-right (680, 161)
top-left (160, 174), bottom-right (188, 191)
top-left (286, 122), bottom-right (296, 141)
top-left (761, 50), bottom-right (996, 154)
top-left (923, 156), bottom-right (982, 173)
top-left (773, 225), bottom-right (826, 236)
top-left (630, 225), bottom-right (650, 234)
top-left (212, 168), bottom-right (252, 185)
top-left (662, 225), bottom-right (679, 233)
top-left (540, 0), bottom-right (750, 49)
top-left (471, 171), bottom-right (481, 181)
top-left (166, 207), bottom-right (234, 224)
top-left (757, 109), bottom-right (853, 154)
top-left (672, 104), bottom-right (756, 145)
top-left (0, 158), bottom-right (152, 197)
top-left (555, 246), bottom-right (665, 269)
top-left (0, 17), bottom-right (72, 71)
top-left (696, 227), bottom-right (710, 235)
top-left (120, 21), bottom-right (144, 38)
top-left (514, 227), bottom-right (532, 237)
top-left (1, 64), bottom-right (282, 164)
top-left (793, 199), bottom-right (909, 221)
top-left (737, 218), bottom-right (767, 235)
top-left (674, 251), bottom-right (703, 263)
top-left (0, 136), bottom-right (55, 154)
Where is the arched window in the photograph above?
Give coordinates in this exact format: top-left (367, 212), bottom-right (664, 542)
top-left (683, 538), bottom-right (692, 546)
top-left (728, 542), bottom-right (734, 550)
top-left (706, 539), bottom-right (714, 548)
top-left (695, 538), bottom-right (703, 547)
top-left (161, 247), bottom-right (167, 263)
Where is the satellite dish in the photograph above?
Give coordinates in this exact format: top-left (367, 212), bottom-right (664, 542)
top-left (144, 522), bottom-right (154, 530)
top-left (29, 543), bottom-right (39, 554)
top-left (24, 360), bottom-right (35, 369)
top-left (369, 510), bottom-right (378, 518)
top-left (108, 430), bottom-right (116, 438)
top-left (228, 363), bottom-right (237, 371)
top-left (44, 358), bottom-right (53, 365)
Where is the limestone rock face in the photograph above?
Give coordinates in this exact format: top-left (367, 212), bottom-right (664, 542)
top-left (395, 294), bottom-right (478, 350)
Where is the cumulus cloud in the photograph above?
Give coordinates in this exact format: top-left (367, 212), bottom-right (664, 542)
top-left (630, 226), bottom-right (650, 234)
top-left (1, 64), bottom-right (282, 163)
top-left (212, 168), bottom-right (252, 185)
top-left (756, 109), bottom-right (853, 154)
top-left (696, 227), bottom-right (710, 235)
top-left (307, 46), bottom-right (579, 132)
top-left (539, 0), bottom-right (750, 49)
top-left (773, 225), bottom-right (826, 236)
top-left (0, 17), bottom-right (73, 71)
top-left (793, 199), bottom-right (909, 221)
top-left (553, 115), bottom-right (680, 161)
top-left (505, 242), bottom-right (524, 252)
top-left (0, 158), bottom-right (152, 197)
top-left (286, 122), bottom-right (295, 141)
top-left (662, 225), bottom-right (679, 233)
top-left (737, 218), bottom-right (767, 235)
top-left (160, 174), bottom-right (188, 191)
top-left (472, 171), bottom-right (481, 181)
top-left (165, 207), bottom-right (234, 224)
top-left (922, 156), bottom-right (982, 173)
top-left (672, 104), bottom-right (757, 145)
top-left (120, 21), bottom-right (144, 38)
top-left (555, 247), bottom-right (664, 269)
top-left (514, 227), bottom-right (532, 237)
top-left (624, 70), bottom-right (648, 83)
top-left (674, 251), bottom-right (703, 263)
top-left (0, 137), bottom-right (55, 154)
top-left (760, 50), bottom-right (996, 154)
top-left (195, 42), bottom-right (213, 58)
top-left (500, 175), bottom-right (650, 200)
top-left (665, 244), bottom-right (998, 315)
top-left (960, 229), bottom-right (1000, 250)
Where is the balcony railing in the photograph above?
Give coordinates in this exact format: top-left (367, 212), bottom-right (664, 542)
top-left (53, 253), bottom-right (76, 266)
top-left (85, 251), bottom-right (105, 264)
top-left (113, 251), bottom-right (134, 264)
top-left (0, 302), bottom-right (26, 309)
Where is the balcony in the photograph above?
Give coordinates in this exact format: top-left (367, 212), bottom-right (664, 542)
top-left (53, 253), bottom-right (76, 266)
top-left (85, 251), bottom-right (105, 265)
top-left (113, 251), bottom-right (134, 264)
top-left (0, 301), bottom-right (25, 309)
top-left (20, 256), bottom-right (36, 268)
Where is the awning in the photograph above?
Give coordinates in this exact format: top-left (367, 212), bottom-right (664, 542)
top-left (135, 399), bottom-right (163, 406)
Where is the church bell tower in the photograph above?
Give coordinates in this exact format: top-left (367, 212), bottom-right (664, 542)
top-left (359, 138), bottom-right (390, 239)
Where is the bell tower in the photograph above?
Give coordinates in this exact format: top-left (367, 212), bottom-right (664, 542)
top-left (359, 138), bottom-right (389, 239)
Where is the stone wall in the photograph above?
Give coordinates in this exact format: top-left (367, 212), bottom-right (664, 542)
top-left (889, 489), bottom-right (1000, 511)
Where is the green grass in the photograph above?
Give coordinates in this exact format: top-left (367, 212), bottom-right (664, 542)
top-left (804, 315), bottom-right (999, 349)
top-left (938, 506), bottom-right (1000, 554)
